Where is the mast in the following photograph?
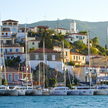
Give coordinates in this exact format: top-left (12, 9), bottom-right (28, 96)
top-left (62, 40), bottom-right (66, 87)
top-left (25, 24), bottom-right (29, 89)
top-left (39, 60), bottom-right (41, 86)
top-left (0, 17), bottom-right (7, 85)
top-left (87, 31), bottom-right (91, 88)
top-left (42, 38), bottom-right (45, 88)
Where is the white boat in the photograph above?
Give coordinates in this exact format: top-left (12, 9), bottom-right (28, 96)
top-left (13, 86), bottom-right (26, 96)
top-left (94, 85), bottom-right (108, 95)
top-left (25, 86), bottom-right (42, 96)
top-left (79, 89), bottom-right (94, 95)
top-left (42, 88), bottom-right (50, 95)
top-left (67, 89), bottom-right (80, 95)
top-left (94, 89), bottom-right (108, 95)
top-left (50, 86), bottom-right (70, 95)
top-left (0, 85), bottom-right (9, 96)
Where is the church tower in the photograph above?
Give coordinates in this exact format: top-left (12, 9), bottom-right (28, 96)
top-left (70, 20), bottom-right (77, 33)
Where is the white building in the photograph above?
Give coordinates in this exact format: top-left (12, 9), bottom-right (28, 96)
top-left (28, 40), bottom-right (40, 51)
top-left (0, 45), bottom-right (24, 54)
top-left (54, 28), bottom-right (69, 35)
top-left (65, 33), bottom-right (88, 44)
top-left (1, 19), bottom-right (18, 37)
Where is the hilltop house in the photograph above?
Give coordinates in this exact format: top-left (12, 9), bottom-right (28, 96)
top-left (1, 19), bottom-right (19, 45)
top-left (27, 40), bottom-right (40, 51)
top-left (53, 46), bottom-right (71, 63)
top-left (54, 28), bottom-right (69, 35)
top-left (70, 52), bottom-right (86, 65)
top-left (65, 33), bottom-right (88, 44)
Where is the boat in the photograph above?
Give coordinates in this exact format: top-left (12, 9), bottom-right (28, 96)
top-left (0, 85), bottom-right (9, 96)
top-left (94, 85), bottom-right (108, 95)
top-left (50, 86), bottom-right (70, 95)
top-left (13, 86), bottom-right (26, 96)
top-left (25, 86), bottom-right (42, 96)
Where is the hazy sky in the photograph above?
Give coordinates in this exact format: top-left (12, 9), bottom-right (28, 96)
top-left (0, 0), bottom-right (108, 23)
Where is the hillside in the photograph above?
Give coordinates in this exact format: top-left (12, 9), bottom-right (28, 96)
top-left (20, 19), bottom-right (108, 46)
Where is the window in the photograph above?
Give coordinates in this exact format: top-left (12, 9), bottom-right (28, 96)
top-left (66, 52), bottom-right (68, 56)
top-left (45, 55), bottom-right (47, 60)
top-left (6, 33), bottom-right (8, 36)
top-left (35, 55), bottom-right (39, 60)
top-left (79, 56), bottom-right (80, 60)
top-left (52, 55), bottom-right (56, 60)
top-left (76, 56), bottom-right (78, 61)
top-left (32, 42), bottom-right (35, 45)
top-left (5, 49), bottom-right (7, 53)
top-left (10, 49), bottom-right (12, 52)
top-left (14, 74), bottom-right (19, 81)
top-left (83, 56), bottom-right (85, 60)
top-left (76, 36), bottom-right (79, 38)
top-left (8, 74), bottom-right (12, 82)
top-left (73, 56), bottom-right (75, 60)
top-left (2, 74), bottom-right (5, 79)
top-left (16, 49), bottom-right (19, 52)
top-left (2, 33), bottom-right (4, 35)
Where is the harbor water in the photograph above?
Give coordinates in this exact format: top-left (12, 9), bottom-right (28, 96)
top-left (0, 96), bottom-right (108, 108)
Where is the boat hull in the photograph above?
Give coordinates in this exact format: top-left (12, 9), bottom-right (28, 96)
top-left (94, 89), bottom-right (108, 95)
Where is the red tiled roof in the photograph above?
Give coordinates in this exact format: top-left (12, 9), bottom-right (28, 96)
top-left (6, 52), bottom-right (24, 55)
top-left (30, 48), bottom-right (60, 53)
top-left (70, 52), bottom-right (85, 56)
top-left (37, 26), bottom-right (49, 29)
top-left (2, 19), bottom-right (18, 22)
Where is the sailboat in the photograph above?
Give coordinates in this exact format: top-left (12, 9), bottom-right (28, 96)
top-left (50, 40), bottom-right (70, 95)
top-left (24, 26), bottom-right (42, 96)
top-left (94, 27), bottom-right (108, 95)
top-left (67, 32), bottom-right (94, 95)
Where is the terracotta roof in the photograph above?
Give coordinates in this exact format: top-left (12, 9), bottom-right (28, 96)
top-left (30, 48), bottom-right (60, 53)
top-left (6, 52), bottom-right (24, 55)
top-left (70, 52), bottom-right (85, 56)
top-left (2, 19), bottom-right (18, 22)
top-left (37, 26), bottom-right (49, 29)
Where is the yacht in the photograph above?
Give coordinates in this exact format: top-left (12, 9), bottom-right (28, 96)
top-left (50, 86), bottom-right (70, 95)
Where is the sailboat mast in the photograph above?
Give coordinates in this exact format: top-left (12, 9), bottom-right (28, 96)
top-left (25, 24), bottom-right (28, 89)
top-left (62, 40), bottom-right (66, 87)
top-left (43, 38), bottom-right (45, 88)
top-left (39, 60), bottom-right (41, 86)
top-left (0, 17), bottom-right (7, 84)
top-left (87, 32), bottom-right (91, 88)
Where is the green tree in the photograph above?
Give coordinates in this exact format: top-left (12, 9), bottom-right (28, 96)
top-left (48, 78), bottom-right (57, 87)
top-left (90, 47), bottom-right (99, 54)
top-left (91, 37), bottom-right (99, 46)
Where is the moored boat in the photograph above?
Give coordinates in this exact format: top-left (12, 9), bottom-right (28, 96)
top-left (50, 86), bottom-right (70, 95)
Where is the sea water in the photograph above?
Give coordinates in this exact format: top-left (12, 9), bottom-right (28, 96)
top-left (0, 96), bottom-right (108, 108)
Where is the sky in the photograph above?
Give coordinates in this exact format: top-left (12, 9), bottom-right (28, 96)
top-left (0, 0), bottom-right (108, 24)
